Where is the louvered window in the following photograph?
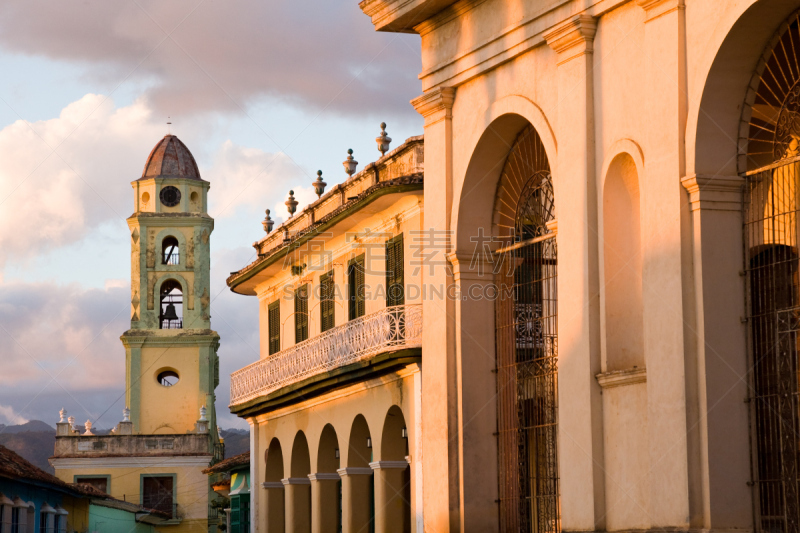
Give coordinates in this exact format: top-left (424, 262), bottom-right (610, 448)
top-left (348, 255), bottom-right (365, 321)
top-left (295, 284), bottom-right (309, 343)
top-left (320, 271), bottom-right (335, 332)
top-left (386, 234), bottom-right (405, 307)
top-left (268, 301), bottom-right (280, 355)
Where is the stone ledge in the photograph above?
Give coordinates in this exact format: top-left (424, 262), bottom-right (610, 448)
top-left (596, 367), bottom-right (647, 389)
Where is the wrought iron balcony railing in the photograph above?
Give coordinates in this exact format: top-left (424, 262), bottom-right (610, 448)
top-left (230, 304), bottom-right (422, 406)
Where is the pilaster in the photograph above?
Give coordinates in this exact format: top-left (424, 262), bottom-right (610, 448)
top-left (544, 14), bottom-right (605, 531)
top-left (309, 472), bottom-right (340, 533)
top-left (412, 86), bottom-right (458, 533)
top-left (681, 174), bottom-right (751, 529)
top-left (337, 468), bottom-right (373, 533)
top-left (637, 0), bottom-right (692, 527)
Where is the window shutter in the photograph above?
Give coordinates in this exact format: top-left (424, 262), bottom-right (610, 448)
top-left (386, 234), bottom-right (404, 307)
top-left (268, 301), bottom-right (280, 355)
top-left (320, 271), bottom-right (335, 332)
top-left (348, 256), bottom-right (365, 320)
top-left (295, 285), bottom-right (309, 343)
top-left (231, 495), bottom-right (241, 533)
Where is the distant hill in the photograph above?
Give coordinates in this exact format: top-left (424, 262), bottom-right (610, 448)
top-left (0, 420), bottom-right (55, 473)
top-left (220, 428), bottom-right (249, 458)
top-left (0, 421), bottom-right (250, 473)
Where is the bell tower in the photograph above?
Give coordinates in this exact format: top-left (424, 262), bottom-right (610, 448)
top-left (122, 134), bottom-right (220, 438)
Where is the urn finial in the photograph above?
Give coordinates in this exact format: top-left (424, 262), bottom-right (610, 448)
top-left (59, 408), bottom-right (67, 424)
top-left (313, 170), bottom-right (327, 198)
top-left (376, 122), bottom-right (392, 156)
top-left (122, 406), bottom-right (131, 423)
top-left (262, 209), bottom-right (274, 234)
top-left (83, 420), bottom-right (94, 436)
top-left (285, 190), bottom-right (298, 217)
top-left (343, 149), bottom-right (358, 177)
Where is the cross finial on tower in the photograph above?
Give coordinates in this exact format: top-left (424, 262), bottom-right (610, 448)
top-left (167, 117), bottom-right (172, 135)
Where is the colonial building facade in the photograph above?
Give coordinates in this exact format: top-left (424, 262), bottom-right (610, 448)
top-left (229, 0), bottom-right (800, 531)
top-left (51, 135), bottom-right (223, 532)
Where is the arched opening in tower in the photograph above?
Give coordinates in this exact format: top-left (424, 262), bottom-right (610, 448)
top-left (159, 279), bottom-right (183, 329)
top-left (162, 236), bottom-right (180, 265)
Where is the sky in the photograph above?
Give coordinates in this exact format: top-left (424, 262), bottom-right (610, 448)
top-left (0, 0), bottom-right (422, 430)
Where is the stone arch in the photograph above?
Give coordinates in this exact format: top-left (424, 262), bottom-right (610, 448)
top-left (153, 228), bottom-right (187, 269)
top-left (454, 101), bottom-right (558, 254)
top-left (317, 424), bottom-right (339, 473)
top-left (380, 405), bottom-right (407, 461)
top-left (288, 431), bottom-right (312, 533)
top-left (264, 438), bottom-right (285, 533)
top-left (599, 147), bottom-right (644, 371)
top-left (689, 0), bottom-right (800, 176)
top-left (347, 415), bottom-right (372, 468)
top-left (377, 406), bottom-right (411, 533)
top-left (265, 438), bottom-right (284, 482)
top-left (315, 424), bottom-right (341, 532)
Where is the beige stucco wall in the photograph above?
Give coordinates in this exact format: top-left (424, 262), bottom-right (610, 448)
top-left (249, 365), bottom-right (421, 533)
top-left (371, 0), bottom-right (792, 531)
top-left (253, 192), bottom-right (424, 354)
top-left (53, 458), bottom-right (211, 531)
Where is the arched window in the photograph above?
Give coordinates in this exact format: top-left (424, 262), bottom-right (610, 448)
top-left (159, 280), bottom-right (183, 329)
top-left (743, 10), bottom-right (800, 530)
top-left (494, 125), bottom-right (558, 533)
top-left (162, 236), bottom-right (180, 265)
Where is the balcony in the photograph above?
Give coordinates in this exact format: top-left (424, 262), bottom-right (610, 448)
top-left (230, 304), bottom-right (422, 408)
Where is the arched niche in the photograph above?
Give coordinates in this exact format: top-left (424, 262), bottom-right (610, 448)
top-left (602, 152), bottom-right (644, 371)
top-left (347, 415), bottom-right (372, 468)
top-left (317, 424), bottom-right (340, 473)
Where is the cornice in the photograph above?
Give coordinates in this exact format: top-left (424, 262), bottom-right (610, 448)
top-left (49, 455), bottom-right (211, 469)
top-left (596, 367), bottom-right (647, 389)
top-left (544, 15), bottom-right (597, 65)
top-left (681, 174), bottom-right (744, 213)
top-left (120, 331), bottom-right (220, 348)
top-left (261, 481), bottom-right (284, 489)
top-left (411, 87), bottom-right (456, 122)
top-left (413, 0), bottom-right (487, 36)
top-left (635, 0), bottom-right (684, 23)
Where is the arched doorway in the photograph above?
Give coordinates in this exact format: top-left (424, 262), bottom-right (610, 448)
top-left (743, 9), bottom-right (800, 531)
top-left (494, 124), bottom-right (559, 533)
top-left (342, 415), bottom-right (374, 533)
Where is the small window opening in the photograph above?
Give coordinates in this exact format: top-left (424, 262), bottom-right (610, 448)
top-left (157, 370), bottom-right (179, 387)
top-left (162, 237), bottom-right (180, 265)
top-left (159, 280), bottom-right (183, 329)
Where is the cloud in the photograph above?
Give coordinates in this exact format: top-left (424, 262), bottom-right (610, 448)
top-left (0, 404), bottom-right (28, 425)
top-left (0, 0), bottom-right (421, 118)
top-left (0, 94), bottom-right (313, 267)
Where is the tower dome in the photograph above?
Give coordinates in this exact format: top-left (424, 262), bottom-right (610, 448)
top-left (141, 134), bottom-right (202, 180)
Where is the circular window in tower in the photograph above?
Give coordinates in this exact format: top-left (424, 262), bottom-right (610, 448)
top-left (156, 369), bottom-right (180, 387)
top-left (160, 186), bottom-right (181, 207)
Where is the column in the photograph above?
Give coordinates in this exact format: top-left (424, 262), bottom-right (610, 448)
top-left (636, 0), bottom-right (692, 527)
top-left (411, 87), bottom-right (457, 533)
top-left (337, 467), bottom-right (373, 533)
top-left (261, 482), bottom-right (285, 533)
top-left (370, 461), bottom-right (409, 533)
top-left (283, 477), bottom-right (311, 533)
top-left (249, 419), bottom-right (260, 531)
top-left (309, 473), bottom-right (340, 533)
top-left (543, 15), bottom-right (605, 531)
top-left (447, 253), bottom-right (500, 532)
top-left (681, 175), bottom-right (751, 528)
